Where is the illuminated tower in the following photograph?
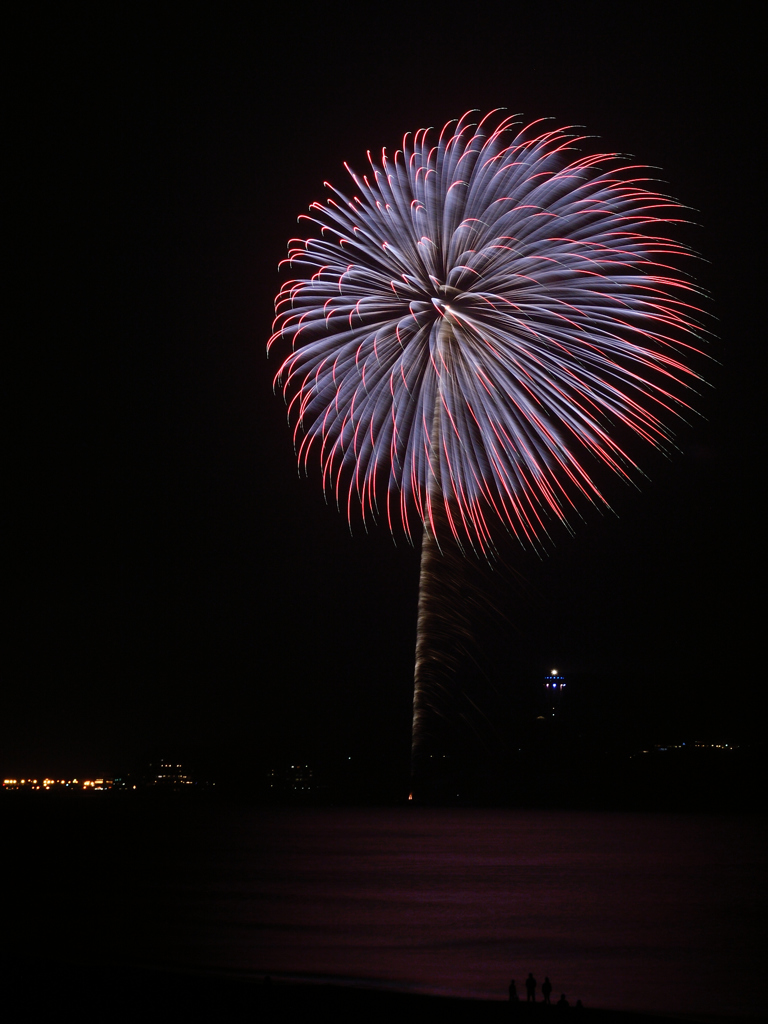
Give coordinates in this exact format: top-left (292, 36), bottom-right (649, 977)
top-left (543, 668), bottom-right (566, 717)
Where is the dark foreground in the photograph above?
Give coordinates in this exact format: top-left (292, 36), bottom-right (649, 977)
top-left (2, 963), bottom-right (739, 1024)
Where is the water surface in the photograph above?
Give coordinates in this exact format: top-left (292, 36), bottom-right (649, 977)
top-left (7, 804), bottom-right (763, 1018)
top-left (161, 808), bottom-right (764, 1017)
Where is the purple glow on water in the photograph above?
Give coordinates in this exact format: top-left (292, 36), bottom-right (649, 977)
top-left (165, 809), bottom-right (764, 1018)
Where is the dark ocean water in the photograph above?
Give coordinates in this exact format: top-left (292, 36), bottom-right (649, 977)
top-left (5, 805), bottom-right (765, 1018)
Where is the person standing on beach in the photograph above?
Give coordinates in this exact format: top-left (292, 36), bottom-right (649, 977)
top-left (526, 973), bottom-right (537, 1002)
top-left (509, 980), bottom-right (519, 1002)
top-left (542, 977), bottom-right (552, 1004)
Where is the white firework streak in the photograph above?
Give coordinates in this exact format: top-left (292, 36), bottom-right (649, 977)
top-left (270, 111), bottom-right (705, 553)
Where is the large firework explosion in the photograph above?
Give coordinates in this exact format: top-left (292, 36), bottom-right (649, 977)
top-left (269, 110), bottom-right (707, 771)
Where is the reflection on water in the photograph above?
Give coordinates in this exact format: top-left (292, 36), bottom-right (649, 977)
top-left (174, 808), bottom-right (764, 1017)
top-left (6, 805), bottom-right (765, 1018)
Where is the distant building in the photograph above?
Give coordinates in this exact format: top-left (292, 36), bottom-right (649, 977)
top-left (145, 762), bottom-right (195, 789)
top-left (268, 764), bottom-right (315, 793)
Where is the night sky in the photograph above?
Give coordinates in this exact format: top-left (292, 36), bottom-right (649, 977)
top-left (9, 8), bottom-right (761, 790)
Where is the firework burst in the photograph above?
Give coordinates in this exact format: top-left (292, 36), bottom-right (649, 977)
top-left (269, 111), bottom-right (707, 775)
top-left (269, 110), bottom-right (706, 554)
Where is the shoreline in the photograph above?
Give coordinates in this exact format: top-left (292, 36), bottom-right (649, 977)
top-left (2, 961), bottom-right (756, 1024)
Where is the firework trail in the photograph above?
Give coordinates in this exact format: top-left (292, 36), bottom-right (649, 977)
top-left (269, 111), bottom-right (706, 772)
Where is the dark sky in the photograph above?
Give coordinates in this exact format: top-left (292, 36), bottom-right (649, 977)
top-left (8, 8), bottom-right (761, 781)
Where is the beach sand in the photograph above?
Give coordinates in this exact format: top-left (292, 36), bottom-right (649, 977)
top-left (3, 961), bottom-right (732, 1024)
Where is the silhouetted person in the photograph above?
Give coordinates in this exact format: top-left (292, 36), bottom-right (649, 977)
top-left (556, 994), bottom-right (569, 1010)
top-left (526, 974), bottom-right (537, 1002)
top-left (542, 977), bottom-right (552, 1005)
top-left (509, 980), bottom-right (519, 1002)
top-left (574, 1000), bottom-right (584, 1012)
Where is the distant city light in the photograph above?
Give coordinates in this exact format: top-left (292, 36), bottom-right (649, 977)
top-left (2, 776), bottom-right (114, 791)
top-left (2, 761), bottom-right (213, 794)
